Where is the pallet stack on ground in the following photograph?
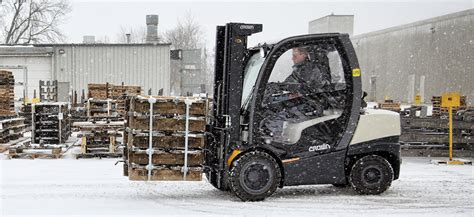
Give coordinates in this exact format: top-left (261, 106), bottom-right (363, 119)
top-left (378, 100), bottom-right (401, 112)
top-left (88, 83), bottom-right (111, 99)
top-left (74, 121), bottom-right (124, 158)
top-left (86, 99), bottom-right (119, 120)
top-left (110, 85), bottom-right (142, 117)
top-left (0, 117), bottom-right (27, 144)
top-left (0, 70), bottom-right (15, 116)
top-left (0, 70), bottom-right (27, 148)
top-left (70, 106), bottom-right (87, 131)
top-left (32, 103), bottom-right (71, 144)
top-left (124, 96), bottom-right (209, 181)
top-left (19, 103), bottom-right (32, 128)
top-left (431, 95), bottom-right (468, 118)
top-left (400, 116), bottom-right (473, 157)
top-left (7, 142), bottom-right (74, 159)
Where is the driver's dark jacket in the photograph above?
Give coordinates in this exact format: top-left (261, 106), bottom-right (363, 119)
top-left (261, 60), bottom-right (331, 138)
top-left (284, 60), bottom-right (330, 95)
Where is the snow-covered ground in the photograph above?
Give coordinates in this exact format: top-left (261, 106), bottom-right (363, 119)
top-left (0, 155), bottom-right (472, 217)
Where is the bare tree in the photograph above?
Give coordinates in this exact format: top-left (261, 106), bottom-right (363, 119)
top-left (163, 12), bottom-right (204, 49)
top-left (115, 26), bottom-right (147, 43)
top-left (1, 0), bottom-right (71, 45)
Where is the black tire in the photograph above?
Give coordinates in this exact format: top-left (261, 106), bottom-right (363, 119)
top-left (349, 155), bottom-right (394, 195)
top-left (229, 151), bottom-right (281, 201)
top-left (206, 170), bottom-right (230, 191)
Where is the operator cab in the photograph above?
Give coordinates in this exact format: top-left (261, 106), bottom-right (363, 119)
top-left (241, 38), bottom-right (353, 161)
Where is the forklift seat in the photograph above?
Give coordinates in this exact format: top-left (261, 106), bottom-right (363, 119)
top-left (279, 109), bottom-right (343, 144)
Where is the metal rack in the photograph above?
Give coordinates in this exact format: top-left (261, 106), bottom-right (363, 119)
top-left (32, 102), bottom-right (71, 144)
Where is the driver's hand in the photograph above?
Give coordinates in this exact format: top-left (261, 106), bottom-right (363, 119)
top-left (289, 93), bottom-right (302, 99)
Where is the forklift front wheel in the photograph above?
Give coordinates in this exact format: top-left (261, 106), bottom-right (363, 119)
top-left (349, 155), bottom-right (394, 195)
top-left (229, 151), bottom-right (281, 201)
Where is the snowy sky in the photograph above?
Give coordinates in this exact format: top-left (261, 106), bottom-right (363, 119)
top-left (63, 0), bottom-right (473, 48)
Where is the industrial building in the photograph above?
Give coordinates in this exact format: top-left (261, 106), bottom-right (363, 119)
top-left (170, 48), bottom-right (208, 96)
top-left (309, 14), bottom-right (354, 36)
top-left (0, 15), bottom-right (170, 106)
top-left (309, 9), bottom-right (473, 104)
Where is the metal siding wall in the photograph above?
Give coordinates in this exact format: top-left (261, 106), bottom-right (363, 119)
top-left (53, 44), bottom-right (170, 96)
top-left (352, 10), bottom-right (473, 104)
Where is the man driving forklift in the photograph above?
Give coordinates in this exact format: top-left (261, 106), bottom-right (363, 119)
top-left (262, 45), bottom-right (332, 141)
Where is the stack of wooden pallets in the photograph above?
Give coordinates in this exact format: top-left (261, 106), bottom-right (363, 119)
top-left (86, 99), bottom-right (118, 120)
top-left (19, 103), bottom-right (32, 128)
top-left (431, 96), bottom-right (441, 117)
top-left (0, 70), bottom-right (27, 147)
top-left (0, 70), bottom-right (15, 116)
top-left (88, 83), bottom-right (111, 99)
top-left (378, 100), bottom-right (401, 112)
top-left (110, 85), bottom-right (142, 117)
top-left (124, 96), bottom-right (209, 181)
top-left (431, 95), bottom-right (467, 118)
top-left (74, 121), bottom-right (124, 158)
top-left (0, 117), bottom-right (27, 144)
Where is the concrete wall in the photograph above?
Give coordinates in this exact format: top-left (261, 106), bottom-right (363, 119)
top-left (309, 15), bottom-right (354, 36)
top-left (351, 9), bottom-right (473, 104)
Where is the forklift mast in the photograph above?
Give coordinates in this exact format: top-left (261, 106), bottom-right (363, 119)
top-left (211, 23), bottom-right (262, 156)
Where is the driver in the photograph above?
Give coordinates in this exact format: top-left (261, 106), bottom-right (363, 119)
top-left (261, 46), bottom-right (331, 141)
top-left (284, 47), bottom-right (330, 97)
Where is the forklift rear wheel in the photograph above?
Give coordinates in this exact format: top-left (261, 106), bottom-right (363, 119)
top-left (229, 151), bottom-right (281, 201)
top-left (349, 155), bottom-right (394, 195)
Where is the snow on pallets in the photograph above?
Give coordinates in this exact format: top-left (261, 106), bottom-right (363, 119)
top-left (73, 121), bottom-right (124, 159)
top-left (124, 96), bottom-right (209, 181)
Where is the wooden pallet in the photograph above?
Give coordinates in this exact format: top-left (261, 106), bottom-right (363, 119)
top-left (0, 137), bottom-right (30, 153)
top-left (75, 152), bottom-right (123, 159)
top-left (88, 83), bottom-right (112, 99)
top-left (128, 116), bottom-right (206, 132)
top-left (0, 70), bottom-right (14, 116)
top-left (378, 101), bottom-right (401, 112)
top-left (128, 150), bottom-right (203, 165)
top-left (80, 135), bottom-right (119, 154)
top-left (0, 117), bottom-right (26, 144)
top-left (8, 147), bottom-right (62, 159)
top-left (8, 141), bottom-right (74, 159)
top-left (128, 166), bottom-right (202, 181)
top-left (127, 132), bottom-right (205, 150)
top-left (131, 96), bottom-right (208, 116)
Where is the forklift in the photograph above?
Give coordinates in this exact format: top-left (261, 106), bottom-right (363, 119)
top-left (204, 23), bottom-right (401, 201)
